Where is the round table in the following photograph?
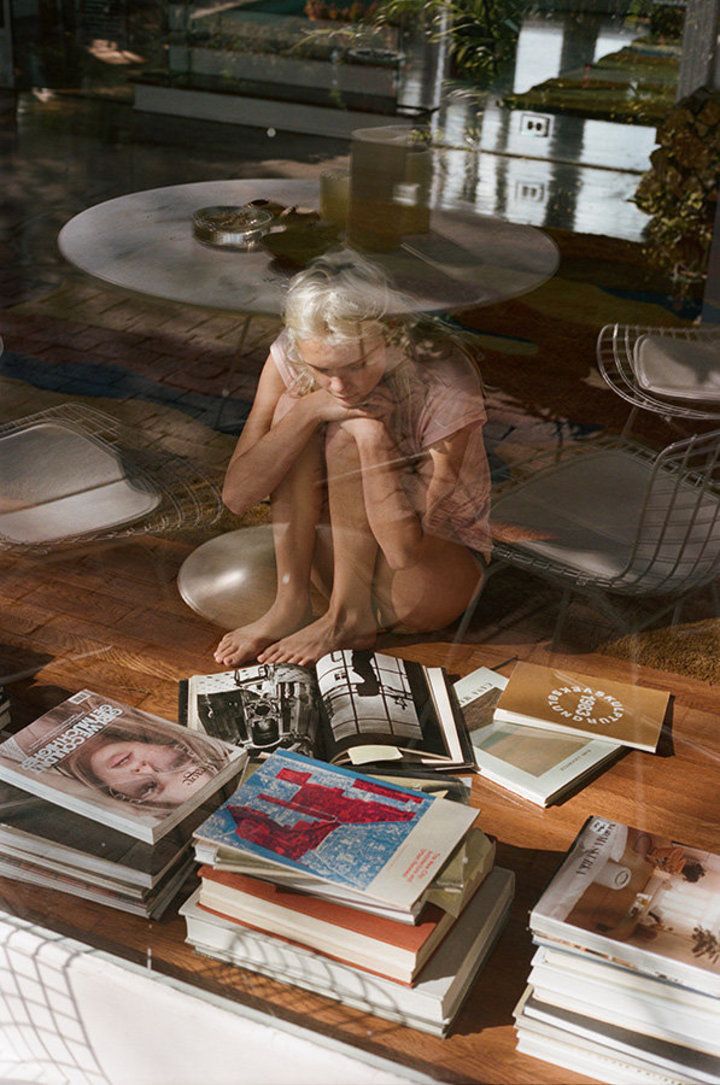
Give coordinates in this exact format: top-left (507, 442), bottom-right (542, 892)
top-left (58, 178), bottom-right (559, 316)
top-left (59, 178), bottom-right (559, 628)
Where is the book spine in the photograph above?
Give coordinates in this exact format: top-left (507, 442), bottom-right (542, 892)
top-left (178, 679), bottom-right (189, 727)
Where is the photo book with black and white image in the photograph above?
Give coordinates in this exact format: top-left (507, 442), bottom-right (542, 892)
top-left (181, 649), bottom-right (474, 773)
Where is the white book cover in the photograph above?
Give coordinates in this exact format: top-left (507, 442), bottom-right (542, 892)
top-left (516, 1019), bottom-right (696, 1085)
top-left (181, 867), bottom-right (515, 1034)
top-left (455, 668), bottom-right (621, 805)
top-left (0, 691), bottom-right (245, 844)
top-left (193, 750), bottom-right (477, 911)
top-left (533, 945), bottom-right (720, 1016)
top-left (531, 816), bottom-right (720, 998)
top-left (528, 955), bottom-right (720, 1059)
top-left (518, 988), bottom-right (720, 1084)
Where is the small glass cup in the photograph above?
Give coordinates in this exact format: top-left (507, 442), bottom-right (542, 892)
top-left (319, 170), bottom-right (351, 229)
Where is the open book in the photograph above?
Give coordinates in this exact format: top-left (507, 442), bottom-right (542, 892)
top-left (180, 649), bottom-right (474, 773)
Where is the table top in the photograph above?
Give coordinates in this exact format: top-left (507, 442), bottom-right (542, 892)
top-left (57, 179), bottom-right (559, 316)
top-left (1, 639), bottom-right (717, 1085)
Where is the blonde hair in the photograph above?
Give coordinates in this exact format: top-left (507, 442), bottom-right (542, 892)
top-left (282, 249), bottom-right (484, 402)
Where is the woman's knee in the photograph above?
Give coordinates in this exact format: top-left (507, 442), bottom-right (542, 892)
top-left (377, 547), bottom-right (484, 632)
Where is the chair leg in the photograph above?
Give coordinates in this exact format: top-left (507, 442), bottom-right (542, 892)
top-left (215, 314), bottom-right (254, 428)
top-left (550, 587), bottom-right (572, 651)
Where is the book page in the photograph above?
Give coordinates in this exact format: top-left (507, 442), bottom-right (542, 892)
top-left (314, 650), bottom-right (446, 762)
top-left (189, 664), bottom-right (320, 759)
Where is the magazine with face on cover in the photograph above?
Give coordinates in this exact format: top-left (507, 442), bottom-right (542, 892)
top-left (454, 667), bottom-right (622, 806)
top-left (531, 815), bottom-right (720, 998)
top-left (193, 749), bottom-right (478, 912)
top-left (0, 691), bottom-right (246, 844)
top-left (180, 649), bottom-right (474, 772)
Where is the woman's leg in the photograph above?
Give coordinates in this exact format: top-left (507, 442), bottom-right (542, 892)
top-left (259, 424), bottom-right (484, 666)
top-left (214, 407), bottom-right (325, 666)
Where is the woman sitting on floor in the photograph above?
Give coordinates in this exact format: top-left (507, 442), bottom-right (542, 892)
top-left (214, 252), bottom-right (492, 668)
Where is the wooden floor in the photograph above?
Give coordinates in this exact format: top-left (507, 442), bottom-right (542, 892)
top-left (1, 527), bottom-right (718, 1085)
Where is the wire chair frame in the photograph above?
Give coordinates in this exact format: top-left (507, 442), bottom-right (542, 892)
top-left (491, 428), bottom-right (720, 599)
top-left (0, 403), bottom-right (223, 556)
top-left (597, 322), bottom-right (720, 424)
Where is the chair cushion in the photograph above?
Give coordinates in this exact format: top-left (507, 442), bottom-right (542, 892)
top-left (0, 423), bottom-right (160, 544)
top-left (632, 334), bottom-right (720, 401)
top-left (492, 448), bottom-right (720, 592)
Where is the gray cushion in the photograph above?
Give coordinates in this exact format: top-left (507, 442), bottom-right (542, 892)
top-left (633, 334), bottom-right (720, 401)
top-left (492, 448), bottom-right (720, 591)
top-left (0, 423), bottom-right (160, 544)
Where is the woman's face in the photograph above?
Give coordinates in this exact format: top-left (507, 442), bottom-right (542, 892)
top-left (88, 739), bottom-right (212, 806)
top-left (297, 330), bottom-right (388, 406)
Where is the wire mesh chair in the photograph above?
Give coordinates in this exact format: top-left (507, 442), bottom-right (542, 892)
top-left (597, 323), bottom-right (720, 429)
top-left (0, 403), bottom-right (223, 556)
top-left (489, 429), bottom-right (720, 639)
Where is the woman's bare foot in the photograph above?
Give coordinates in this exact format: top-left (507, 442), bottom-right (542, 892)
top-left (258, 606), bottom-right (377, 667)
top-left (214, 597), bottom-right (313, 667)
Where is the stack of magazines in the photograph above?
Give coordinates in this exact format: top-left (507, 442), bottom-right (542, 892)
top-left (0, 690), bottom-right (245, 918)
top-left (515, 815), bottom-right (720, 1083)
top-left (181, 748), bottom-right (515, 1036)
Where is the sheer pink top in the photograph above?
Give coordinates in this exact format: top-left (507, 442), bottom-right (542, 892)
top-left (270, 329), bottom-right (492, 559)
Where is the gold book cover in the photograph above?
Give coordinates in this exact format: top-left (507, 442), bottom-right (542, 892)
top-left (494, 662), bottom-right (669, 752)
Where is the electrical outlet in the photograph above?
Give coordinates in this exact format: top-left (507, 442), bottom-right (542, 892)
top-left (514, 180), bottom-right (546, 202)
top-left (520, 112), bottom-right (551, 138)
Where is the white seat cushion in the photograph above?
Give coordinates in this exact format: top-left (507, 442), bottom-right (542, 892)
top-left (492, 448), bottom-right (720, 592)
top-left (632, 334), bottom-right (720, 401)
top-left (0, 422), bottom-right (160, 544)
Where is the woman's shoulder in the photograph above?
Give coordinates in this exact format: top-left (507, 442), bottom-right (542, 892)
top-left (408, 329), bottom-right (484, 396)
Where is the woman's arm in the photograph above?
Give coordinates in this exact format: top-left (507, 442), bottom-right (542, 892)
top-left (222, 356), bottom-right (370, 515)
top-left (344, 417), bottom-right (479, 569)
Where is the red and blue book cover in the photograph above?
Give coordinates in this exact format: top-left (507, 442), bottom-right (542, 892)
top-left (194, 750), bottom-right (476, 910)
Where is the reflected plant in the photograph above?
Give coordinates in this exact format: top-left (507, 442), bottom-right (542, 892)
top-left (692, 926), bottom-right (720, 965)
top-left (371, 0), bottom-right (533, 80)
top-left (635, 87), bottom-right (720, 301)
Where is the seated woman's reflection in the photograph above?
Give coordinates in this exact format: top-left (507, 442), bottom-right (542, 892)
top-left (215, 253), bottom-right (491, 667)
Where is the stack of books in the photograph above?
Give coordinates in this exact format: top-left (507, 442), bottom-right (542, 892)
top-left (515, 815), bottom-right (720, 1083)
top-left (456, 662), bottom-right (670, 806)
top-left (181, 748), bottom-right (514, 1035)
top-left (0, 690), bottom-right (245, 917)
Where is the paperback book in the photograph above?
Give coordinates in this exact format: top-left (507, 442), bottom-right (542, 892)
top-left (532, 815), bottom-right (720, 998)
top-left (181, 867), bottom-right (515, 1036)
top-left (494, 661), bottom-right (670, 752)
top-left (195, 830), bottom-right (495, 984)
top-left (180, 649), bottom-right (473, 772)
top-left (515, 985), bottom-right (720, 1084)
top-left (0, 691), bottom-right (246, 843)
top-left (193, 749), bottom-right (478, 913)
top-left (455, 667), bottom-right (622, 806)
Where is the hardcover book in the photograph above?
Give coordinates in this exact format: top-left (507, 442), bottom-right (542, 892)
top-left (181, 867), bottom-right (515, 1036)
top-left (197, 831), bottom-right (493, 985)
top-left (494, 662), bottom-right (669, 752)
top-left (455, 667), bottom-right (622, 806)
top-left (180, 649), bottom-right (473, 772)
top-left (193, 749), bottom-right (477, 912)
top-left (532, 816), bottom-right (720, 998)
top-left (0, 691), bottom-right (246, 843)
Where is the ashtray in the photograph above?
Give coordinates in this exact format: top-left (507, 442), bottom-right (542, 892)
top-left (192, 205), bottom-right (273, 250)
